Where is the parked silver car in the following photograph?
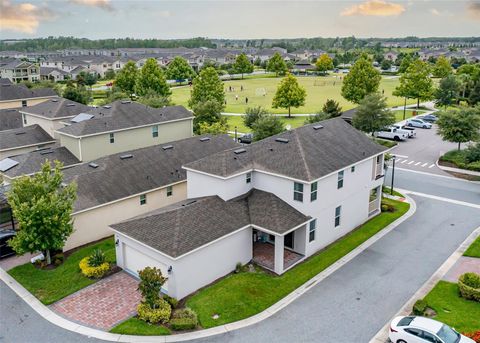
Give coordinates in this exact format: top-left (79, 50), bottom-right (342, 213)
top-left (406, 118), bottom-right (432, 129)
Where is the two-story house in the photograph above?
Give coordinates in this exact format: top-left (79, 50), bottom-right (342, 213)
top-left (0, 82), bottom-right (57, 109)
top-left (0, 60), bottom-right (40, 83)
top-left (111, 118), bottom-right (388, 299)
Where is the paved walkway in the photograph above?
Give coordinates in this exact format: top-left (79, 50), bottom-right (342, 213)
top-left (442, 256), bottom-right (480, 283)
top-left (0, 252), bottom-right (36, 271)
top-left (50, 272), bottom-right (141, 330)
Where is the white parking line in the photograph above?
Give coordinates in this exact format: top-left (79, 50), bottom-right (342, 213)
top-left (408, 161), bottom-right (415, 165)
top-left (397, 189), bottom-right (480, 209)
top-left (421, 163), bottom-right (428, 167)
top-left (429, 164), bottom-right (435, 168)
top-left (415, 162), bottom-right (421, 166)
top-left (393, 154), bottom-right (409, 159)
top-left (400, 160), bottom-right (407, 164)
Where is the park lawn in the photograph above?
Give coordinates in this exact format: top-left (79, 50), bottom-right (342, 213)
top-left (392, 109), bottom-right (427, 122)
top-left (464, 236), bottom-right (480, 258)
top-left (110, 318), bottom-right (171, 336)
top-left (423, 281), bottom-right (480, 333)
top-left (171, 75), bottom-right (416, 114)
top-left (224, 115), bottom-right (309, 133)
top-left (186, 198), bottom-right (409, 328)
top-left (8, 237), bottom-right (116, 305)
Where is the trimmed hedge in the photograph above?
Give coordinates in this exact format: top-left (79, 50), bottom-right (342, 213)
top-left (440, 150), bottom-right (480, 172)
top-left (137, 300), bottom-right (171, 324)
top-left (79, 257), bottom-right (109, 279)
top-left (170, 308), bottom-right (198, 331)
top-left (458, 272), bottom-right (480, 302)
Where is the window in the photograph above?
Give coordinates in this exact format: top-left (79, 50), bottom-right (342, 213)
top-left (246, 172), bottom-right (252, 184)
top-left (376, 155), bottom-right (382, 164)
top-left (152, 125), bottom-right (158, 138)
top-left (166, 185), bottom-right (173, 197)
top-left (335, 206), bottom-right (341, 227)
top-left (422, 331), bottom-right (440, 343)
top-left (337, 170), bottom-right (344, 189)
top-left (309, 219), bottom-right (316, 242)
top-left (140, 194), bottom-right (147, 205)
top-left (293, 182), bottom-right (303, 202)
top-left (351, 165), bottom-right (355, 173)
top-left (109, 133), bottom-right (115, 143)
top-left (405, 328), bottom-right (422, 338)
top-left (310, 182), bottom-right (317, 202)
top-left (21, 100), bottom-right (27, 107)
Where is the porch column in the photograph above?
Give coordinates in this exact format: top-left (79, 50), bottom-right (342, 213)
top-left (274, 235), bottom-right (284, 274)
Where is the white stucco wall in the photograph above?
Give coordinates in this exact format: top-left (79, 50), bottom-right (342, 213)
top-left (187, 170), bottom-right (252, 201)
top-left (22, 114), bottom-right (68, 138)
top-left (0, 142), bottom-right (56, 160)
top-left (0, 97), bottom-right (53, 110)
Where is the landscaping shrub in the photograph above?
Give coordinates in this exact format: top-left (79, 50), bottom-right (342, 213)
top-left (381, 201), bottom-right (395, 212)
top-left (413, 299), bottom-right (428, 315)
top-left (458, 272), bottom-right (480, 302)
top-left (79, 257), bottom-right (109, 278)
top-left (170, 308), bottom-right (198, 330)
top-left (88, 249), bottom-right (106, 267)
top-left (465, 143), bottom-right (480, 164)
top-left (464, 331), bottom-right (480, 343)
top-left (138, 267), bottom-right (168, 308)
top-left (235, 262), bottom-right (242, 273)
top-left (163, 295), bottom-right (178, 309)
top-left (137, 299), bottom-right (171, 324)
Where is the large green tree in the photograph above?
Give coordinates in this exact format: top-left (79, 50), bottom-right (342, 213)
top-left (191, 99), bottom-right (224, 134)
top-left (352, 93), bottom-right (395, 135)
top-left (398, 54), bottom-right (413, 74)
top-left (135, 58), bottom-right (170, 97)
top-left (393, 59), bottom-right (434, 108)
top-left (233, 53), bottom-right (254, 79)
top-left (272, 73), bottom-right (306, 118)
top-left (188, 67), bottom-right (225, 109)
top-left (435, 75), bottom-right (459, 108)
top-left (266, 52), bottom-right (288, 77)
top-left (115, 61), bottom-right (138, 95)
top-left (437, 107), bottom-right (480, 150)
top-left (243, 106), bottom-right (269, 129)
top-left (62, 82), bottom-right (90, 104)
top-left (252, 115), bottom-right (285, 141)
top-left (433, 56), bottom-right (453, 79)
top-left (7, 161), bottom-right (77, 265)
top-left (165, 56), bottom-right (196, 82)
top-left (341, 55), bottom-right (381, 104)
top-left (315, 53), bottom-right (334, 75)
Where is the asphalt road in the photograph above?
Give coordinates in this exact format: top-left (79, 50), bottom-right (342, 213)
top-left (1, 170), bottom-right (479, 343)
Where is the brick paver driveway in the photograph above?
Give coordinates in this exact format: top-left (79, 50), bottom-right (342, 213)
top-left (50, 271), bottom-right (141, 330)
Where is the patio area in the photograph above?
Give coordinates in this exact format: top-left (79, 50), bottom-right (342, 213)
top-left (253, 242), bottom-right (304, 272)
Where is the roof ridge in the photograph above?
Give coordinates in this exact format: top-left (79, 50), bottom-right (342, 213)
top-left (292, 129), bottom-right (312, 180)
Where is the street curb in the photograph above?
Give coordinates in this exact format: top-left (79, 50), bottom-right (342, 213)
top-left (0, 197), bottom-right (415, 343)
top-left (436, 159), bottom-right (480, 177)
top-left (369, 225), bottom-right (480, 343)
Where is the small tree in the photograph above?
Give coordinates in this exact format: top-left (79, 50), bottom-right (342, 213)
top-left (165, 56), bottom-right (196, 82)
top-left (252, 115), bottom-right (285, 141)
top-left (7, 161), bottom-right (77, 265)
top-left (191, 100), bottom-right (224, 134)
top-left (138, 267), bottom-right (167, 309)
top-left (135, 58), bottom-right (171, 97)
top-left (104, 69), bottom-right (116, 80)
top-left (433, 56), bottom-right (453, 79)
top-left (398, 54), bottom-right (413, 74)
top-left (393, 59), bottom-right (434, 109)
top-left (304, 112), bottom-right (330, 124)
top-left (322, 99), bottom-right (342, 118)
top-left (62, 82), bottom-right (90, 105)
top-left (352, 93), bottom-right (395, 135)
top-left (198, 119), bottom-right (229, 135)
top-left (188, 67), bottom-right (225, 109)
top-left (266, 52), bottom-right (288, 77)
top-left (341, 55), bottom-right (381, 104)
top-left (233, 53), bottom-right (253, 79)
top-left (381, 59), bottom-right (392, 71)
top-left (138, 90), bottom-right (171, 108)
top-left (437, 108), bottom-right (480, 151)
top-left (115, 61), bottom-right (138, 95)
top-left (315, 53), bottom-right (334, 75)
top-left (469, 82), bottom-right (480, 106)
top-left (272, 73), bottom-right (306, 118)
top-left (243, 106), bottom-right (269, 129)
top-left (435, 75), bottom-right (459, 109)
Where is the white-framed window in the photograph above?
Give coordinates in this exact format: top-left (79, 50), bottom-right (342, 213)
top-left (166, 185), bottom-right (173, 197)
top-left (246, 172), bottom-right (252, 184)
top-left (21, 100), bottom-right (27, 107)
top-left (310, 181), bottom-right (317, 202)
top-left (152, 125), bottom-right (158, 138)
top-left (351, 165), bottom-right (355, 173)
top-left (335, 206), bottom-right (342, 227)
top-left (109, 132), bottom-right (115, 143)
top-left (140, 194), bottom-right (147, 205)
top-left (337, 170), bottom-right (344, 189)
top-left (309, 219), bottom-right (316, 242)
top-left (293, 182), bottom-right (304, 202)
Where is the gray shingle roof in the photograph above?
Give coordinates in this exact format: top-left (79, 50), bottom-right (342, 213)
top-left (20, 97), bottom-right (91, 119)
top-left (185, 118), bottom-right (387, 182)
top-left (63, 134), bottom-right (238, 212)
top-left (340, 108), bottom-right (357, 122)
top-left (111, 189), bottom-right (311, 258)
top-left (56, 101), bottom-right (193, 137)
top-left (0, 125), bottom-right (55, 151)
top-left (1, 146), bottom-right (80, 178)
top-left (0, 83), bottom-right (57, 102)
top-left (0, 108), bottom-right (23, 131)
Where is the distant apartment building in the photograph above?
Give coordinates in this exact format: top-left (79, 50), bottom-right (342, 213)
top-left (0, 60), bottom-right (40, 83)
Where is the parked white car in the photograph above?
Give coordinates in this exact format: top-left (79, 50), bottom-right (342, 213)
top-left (389, 316), bottom-right (475, 343)
top-left (374, 127), bottom-right (409, 141)
top-left (406, 118), bottom-right (433, 129)
top-left (392, 124), bottom-right (416, 138)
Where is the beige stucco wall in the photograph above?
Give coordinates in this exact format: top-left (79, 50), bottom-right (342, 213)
top-left (59, 134), bottom-right (81, 160)
top-left (0, 97), bottom-right (52, 110)
top-left (65, 181), bottom-right (187, 251)
top-left (76, 118), bottom-right (193, 161)
top-left (0, 142), bottom-right (56, 160)
top-left (22, 114), bottom-right (68, 138)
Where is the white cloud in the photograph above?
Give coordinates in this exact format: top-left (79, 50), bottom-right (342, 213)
top-left (0, 0), bottom-right (55, 34)
top-left (341, 0), bottom-right (406, 17)
top-left (70, 0), bottom-right (114, 12)
top-left (467, 1), bottom-right (480, 20)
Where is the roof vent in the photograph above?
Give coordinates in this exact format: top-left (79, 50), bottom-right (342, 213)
top-left (275, 137), bottom-right (289, 143)
top-left (162, 145), bottom-right (173, 150)
top-left (199, 137), bottom-right (210, 142)
top-left (66, 103), bottom-right (75, 107)
top-left (182, 200), bottom-right (197, 207)
top-left (313, 125), bottom-right (324, 130)
top-left (121, 100), bottom-right (131, 104)
top-left (40, 150), bottom-right (54, 155)
top-left (103, 105), bottom-right (111, 109)
top-left (120, 154), bottom-right (133, 160)
top-left (88, 162), bottom-right (99, 168)
top-left (15, 131), bottom-right (26, 135)
top-left (0, 158), bottom-right (19, 172)
top-left (234, 148), bottom-right (246, 154)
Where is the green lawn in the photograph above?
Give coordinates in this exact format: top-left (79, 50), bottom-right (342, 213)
top-left (186, 198), bottom-right (410, 328)
top-left (423, 281), bottom-right (480, 333)
top-left (392, 109), bottom-right (427, 122)
top-left (382, 186), bottom-right (404, 198)
top-left (224, 115), bottom-right (309, 133)
top-left (110, 318), bottom-right (171, 336)
top-left (464, 237), bottom-right (480, 258)
top-left (8, 237), bottom-right (116, 305)
top-left (172, 75), bottom-right (416, 114)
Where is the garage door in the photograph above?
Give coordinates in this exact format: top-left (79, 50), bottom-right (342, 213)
top-left (123, 243), bottom-right (169, 292)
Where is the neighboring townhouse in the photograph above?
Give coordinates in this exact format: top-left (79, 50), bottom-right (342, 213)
top-left (292, 60), bottom-right (316, 73)
top-left (0, 125), bottom-right (56, 159)
top-left (0, 108), bottom-right (23, 131)
top-left (55, 101), bottom-right (194, 162)
top-left (112, 118), bottom-right (388, 299)
top-left (60, 134), bottom-right (238, 251)
top-left (0, 82), bottom-right (57, 109)
top-left (0, 60), bottom-right (40, 83)
top-left (19, 97), bottom-right (91, 137)
top-left (40, 67), bottom-right (70, 81)
top-left (384, 51), bottom-right (399, 62)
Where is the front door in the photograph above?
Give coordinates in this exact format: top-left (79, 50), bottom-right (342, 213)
top-left (284, 232), bottom-right (294, 249)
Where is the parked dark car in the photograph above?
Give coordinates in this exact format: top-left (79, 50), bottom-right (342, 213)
top-left (0, 230), bottom-right (16, 258)
top-left (417, 114), bottom-right (438, 123)
top-left (238, 133), bottom-right (254, 144)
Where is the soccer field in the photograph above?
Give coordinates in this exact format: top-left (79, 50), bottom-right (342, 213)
top-left (171, 74), bottom-right (416, 114)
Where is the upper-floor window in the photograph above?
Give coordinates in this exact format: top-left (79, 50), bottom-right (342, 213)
top-left (309, 219), bottom-right (316, 242)
top-left (109, 132), bottom-right (115, 143)
top-left (166, 185), bottom-right (173, 197)
top-left (21, 100), bottom-right (27, 107)
top-left (246, 172), bottom-right (252, 184)
top-left (337, 170), bottom-right (344, 189)
top-left (140, 194), bottom-right (147, 205)
top-left (310, 182), bottom-right (317, 202)
top-left (376, 155), bottom-right (382, 164)
top-left (335, 206), bottom-right (342, 227)
top-left (152, 125), bottom-right (158, 138)
top-left (351, 165), bottom-right (355, 173)
top-left (293, 182), bottom-right (303, 202)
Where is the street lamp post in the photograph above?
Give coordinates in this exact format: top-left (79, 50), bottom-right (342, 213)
top-left (390, 155), bottom-right (396, 196)
top-left (403, 97), bottom-right (407, 121)
top-left (234, 126), bottom-right (238, 142)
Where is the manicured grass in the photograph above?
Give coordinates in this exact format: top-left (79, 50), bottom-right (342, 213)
top-left (382, 186), bottom-right (404, 198)
top-left (110, 317), bottom-right (171, 336)
top-left (171, 75), bottom-right (416, 114)
top-left (423, 281), bottom-right (480, 333)
top-left (391, 109), bottom-right (427, 122)
top-left (372, 137), bottom-right (397, 148)
top-left (464, 237), bottom-right (480, 258)
top-left (224, 115), bottom-right (309, 133)
top-left (186, 198), bottom-right (410, 328)
top-left (440, 149), bottom-right (480, 172)
top-left (8, 237), bottom-right (116, 305)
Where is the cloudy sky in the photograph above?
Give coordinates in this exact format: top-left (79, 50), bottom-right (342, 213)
top-left (1, 0), bottom-right (479, 39)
